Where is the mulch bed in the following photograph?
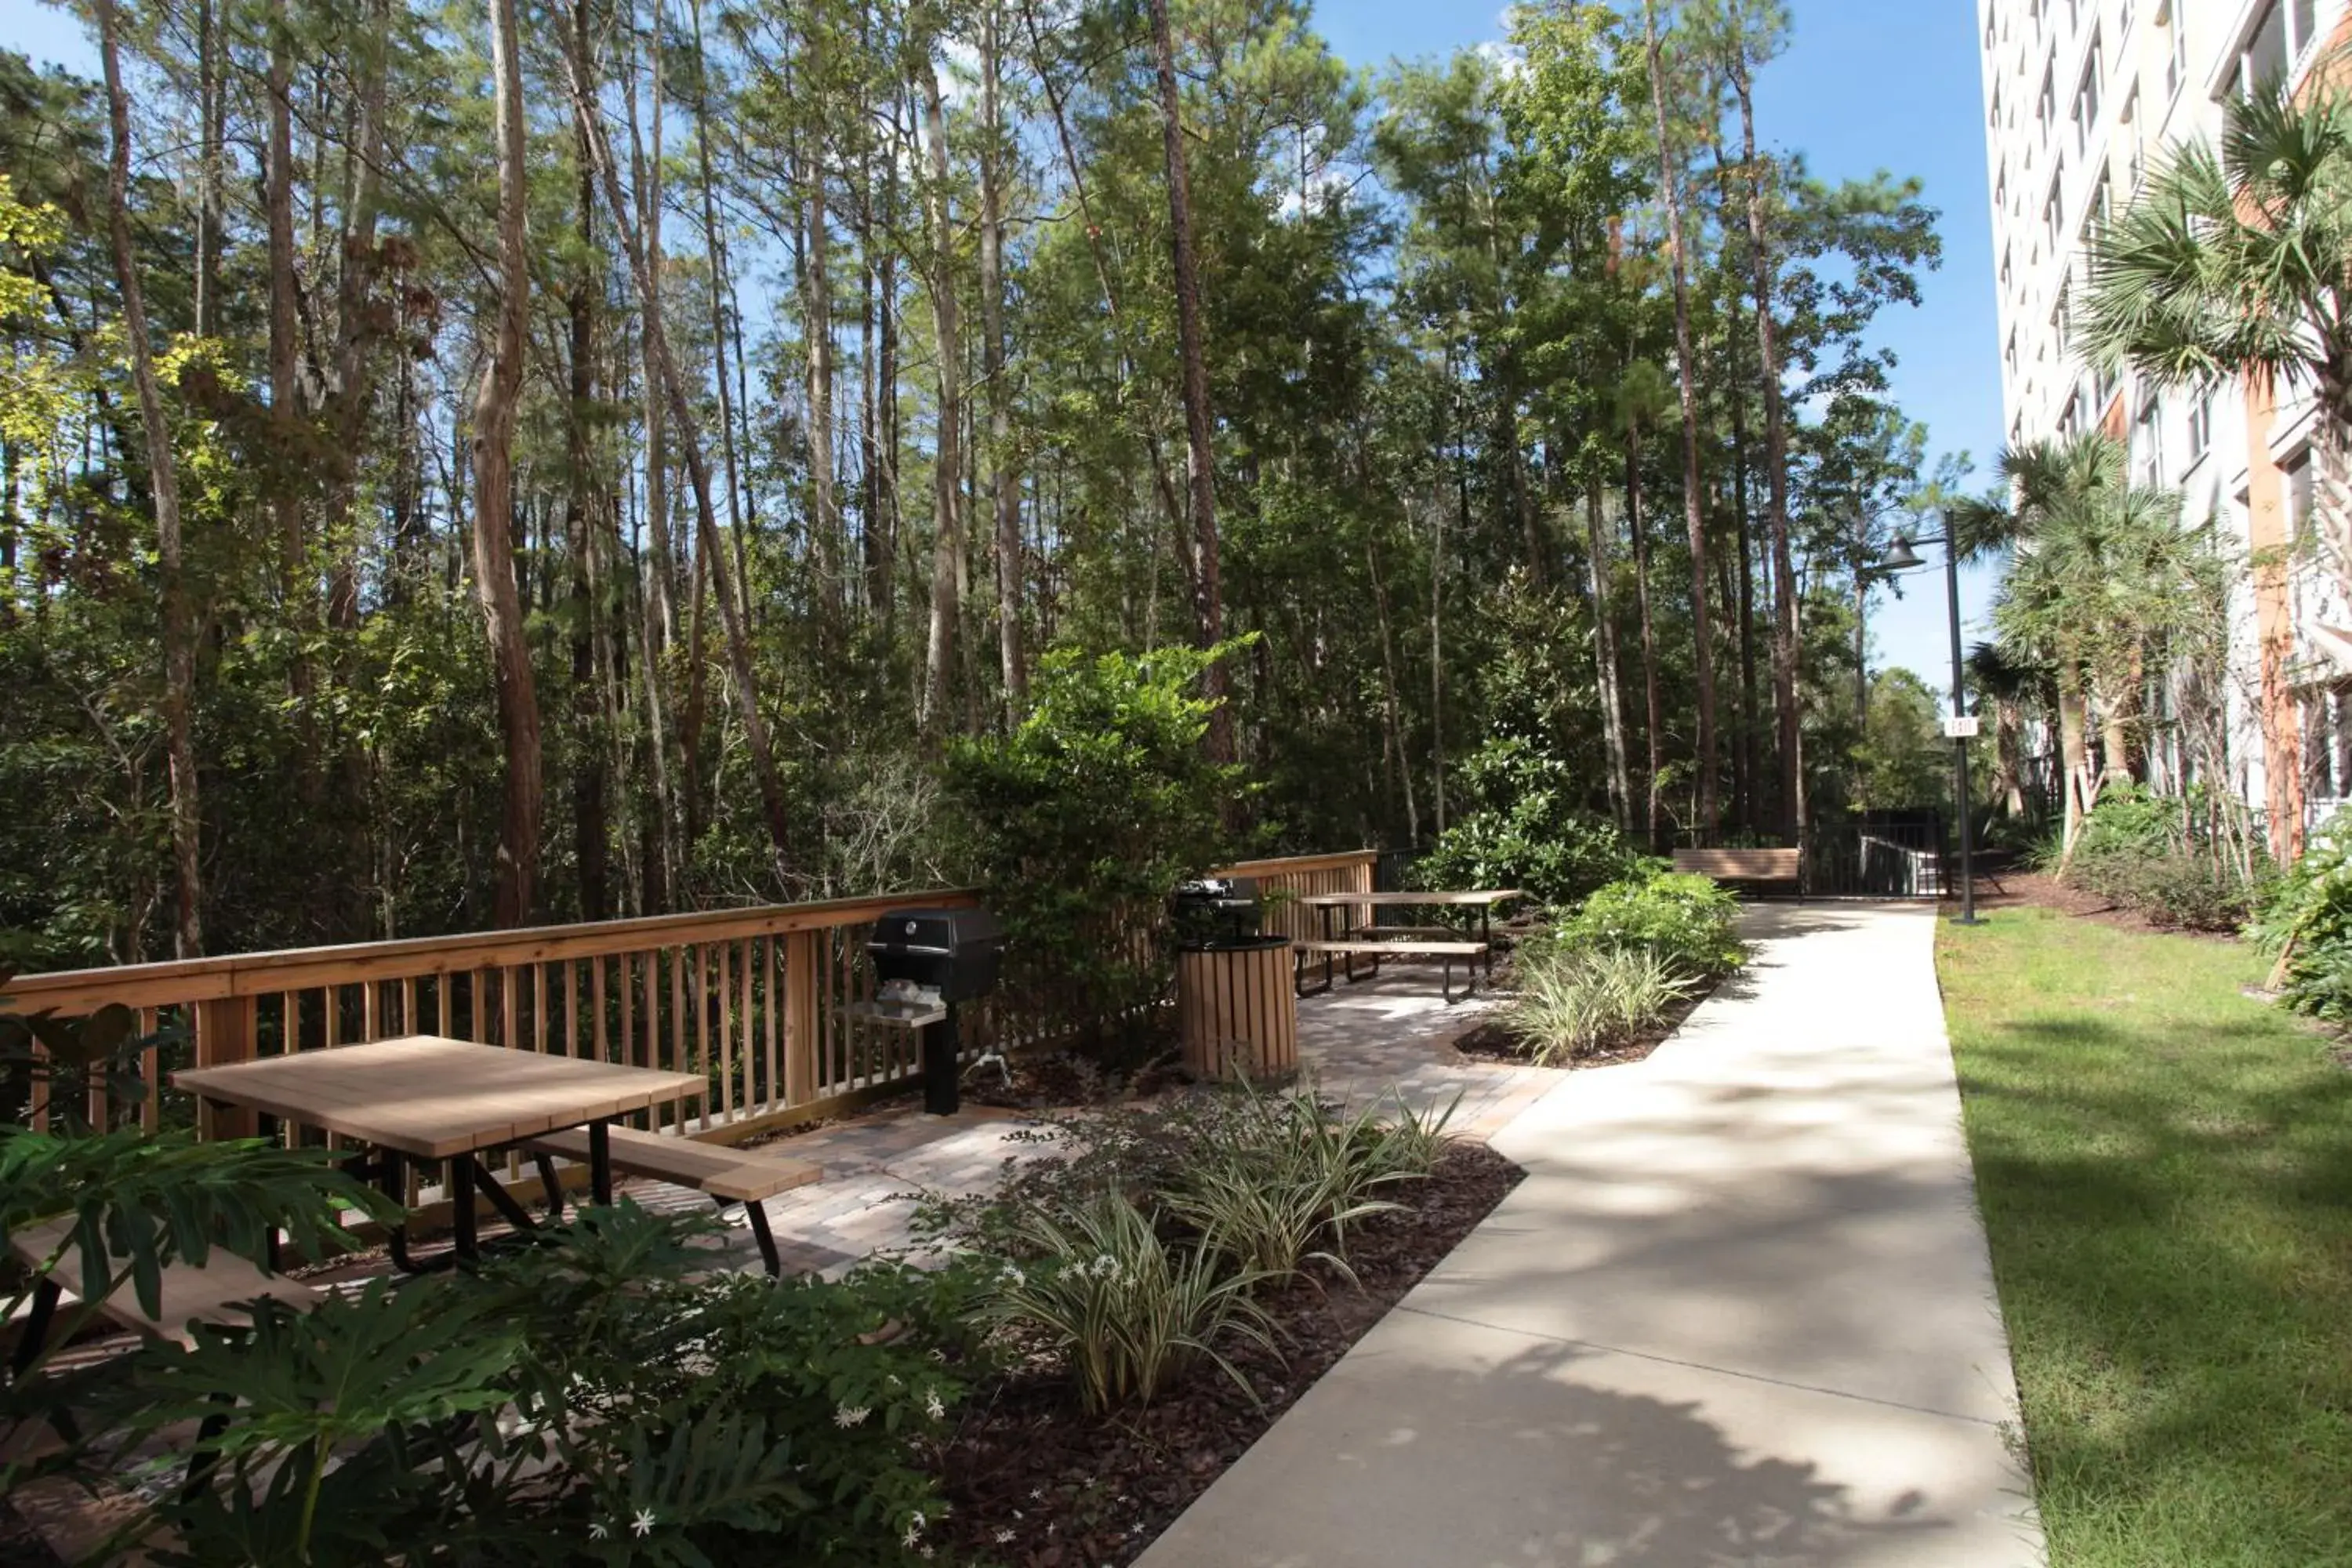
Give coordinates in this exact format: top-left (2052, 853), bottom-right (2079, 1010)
top-left (926, 1141), bottom-right (1522, 1566)
top-left (1965, 870), bottom-right (2241, 942)
top-left (963, 1049), bottom-right (1192, 1112)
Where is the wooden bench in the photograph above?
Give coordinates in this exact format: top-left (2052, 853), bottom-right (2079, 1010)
top-left (522, 1125), bottom-right (821, 1276)
top-left (1294, 939), bottom-right (1489, 1004)
top-left (9, 1216), bottom-right (321, 1365)
top-left (8, 1214), bottom-right (324, 1479)
top-left (1671, 848), bottom-right (1804, 898)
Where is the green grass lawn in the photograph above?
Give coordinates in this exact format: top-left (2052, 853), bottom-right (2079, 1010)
top-left (1940, 908), bottom-right (2352, 1567)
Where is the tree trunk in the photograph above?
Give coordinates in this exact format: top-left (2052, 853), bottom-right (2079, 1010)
top-left (793, 14), bottom-right (841, 636)
top-left (194, 0), bottom-right (221, 337)
top-left (98, 0), bottom-right (201, 957)
top-left (1365, 528), bottom-right (1419, 845)
top-left (1149, 0), bottom-right (1233, 764)
top-left (686, 0), bottom-right (757, 651)
top-left (919, 56), bottom-right (964, 741)
top-left (568, 32), bottom-right (797, 874)
top-left (1993, 697), bottom-right (2027, 818)
top-left (267, 0), bottom-right (321, 804)
top-left (981, 0), bottom-right (1026, 713)
top-left (1731, 58), bottom-right (1804, 844)
top-left (472, 0), bottom-right (543, 928)
top-left (1628, 430), bottom-right (1665, 851)
top-left (2057, 667), bottom-right (2096, 866)
top-left (1644, 0), bottom-right (1718, 840)
top-left (1586, 474), bottom-right (1633, 833)
top-left (568, 0), bottom-right (608, 923)
top-left (1429, 488), bottom-right (1447, 837)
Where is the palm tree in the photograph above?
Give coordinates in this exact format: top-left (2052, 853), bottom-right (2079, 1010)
top-left (1953, 434), bottom-right (2222, 865)
top-left (2080, 70), bottom-right (2352, 593)
top-left (1963, 641), bottom-right (2048, 823)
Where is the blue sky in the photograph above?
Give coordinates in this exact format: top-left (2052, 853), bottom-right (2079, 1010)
top-left (6, 0), bottom-right (1998, 695)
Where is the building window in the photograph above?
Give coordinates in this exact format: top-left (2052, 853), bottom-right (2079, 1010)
top-left (2045, 165), bottom-right (2067, 249)
top-left (2187, 391), bottom-right (2212, 462)
top-left (2089, 168), bottom-right (2112, 227)
top-left (2234, 0), bottom-right (2321, 99)
top-left (2006, 328), bottom-right (2020, 377)
top-left (2000, 242), bottom-right (2013, 292)
top-left (1985, 2), bottom-right (1998, 50)
top-left (2165, 8), bottom-right (2187, 98)
top-left (2074, 35), bottom-right (2103, 154)
top-left (2288, 448), bottom-right (2315, 532)
top-left (1991, 79), bottom-right (2004, 130)
top-left (1996, 162), bottom-right (2009, 214)
top-left (2038, 61), bottom-right (2058, 132)
top-left (2054, 273), bottom-right (2073, 347)
top-left (2119, 0), bottom-right (2133, 34)
top-left (2297, 681), bottom-right (2352, 808)
top-left (2133, 396), bottom-right (2163, 484)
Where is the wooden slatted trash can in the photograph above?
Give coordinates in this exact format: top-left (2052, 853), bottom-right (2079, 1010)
top-left (1176, 937), bottom-right (1299, 1084)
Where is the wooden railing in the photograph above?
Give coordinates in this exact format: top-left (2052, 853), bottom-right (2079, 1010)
top-left (1221, 850), bottom-right (1378, 946)
top-left (4, 851), bottom-right (1377, 1146)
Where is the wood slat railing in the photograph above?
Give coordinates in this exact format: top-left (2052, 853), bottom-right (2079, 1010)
top-left (4, 851), bottom-right (1378, 1146)
top-left (1221, 850), bottom-right (1379, 947)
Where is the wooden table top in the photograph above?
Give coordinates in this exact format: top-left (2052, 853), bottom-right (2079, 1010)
top-left (172, 1036), bottom-right (706, 1160)
top-left (1294, 889), bottom-right (1528, 907)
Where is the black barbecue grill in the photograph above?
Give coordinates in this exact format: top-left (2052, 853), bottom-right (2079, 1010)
top-left (859, 906), bottom-right (1005, 1115)
top-left (1171, 876), bottom-right (1262, 950)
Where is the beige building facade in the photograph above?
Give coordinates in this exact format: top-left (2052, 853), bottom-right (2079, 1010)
top-left (1978, 0), bottom-right (2351, 856)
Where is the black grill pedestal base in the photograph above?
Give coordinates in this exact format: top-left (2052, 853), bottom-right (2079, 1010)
top-left (921, 1007), bottom-right (961, 1116)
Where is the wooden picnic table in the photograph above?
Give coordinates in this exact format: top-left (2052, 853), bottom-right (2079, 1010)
top-left (1294, 889), bottom-right (1528, 980)
top-left (174, 1036), bottom-right (704, 1270)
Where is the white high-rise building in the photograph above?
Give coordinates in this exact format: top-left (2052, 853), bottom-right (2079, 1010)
top-left (1977, 0), bottom-right (2352, 857)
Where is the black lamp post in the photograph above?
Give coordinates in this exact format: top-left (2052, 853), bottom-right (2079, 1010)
top-left (1878, 528), bottom-right (1984, 926)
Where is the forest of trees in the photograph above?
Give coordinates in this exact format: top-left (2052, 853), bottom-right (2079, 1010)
top-left (0, 0), bottom-right (1955, 970)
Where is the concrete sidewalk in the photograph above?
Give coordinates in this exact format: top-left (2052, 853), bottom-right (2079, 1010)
top-left (1136, 902), bottom-right (2045, 1568)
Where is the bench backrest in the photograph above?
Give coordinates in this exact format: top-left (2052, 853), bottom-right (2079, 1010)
top-left (1671, 848), bottom-right (1801, 880)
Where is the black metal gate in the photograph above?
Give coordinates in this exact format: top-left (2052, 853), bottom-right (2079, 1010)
top-left (1805, 812), bottom-right (1945, 899)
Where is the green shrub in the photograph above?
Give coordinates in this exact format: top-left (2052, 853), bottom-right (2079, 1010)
top-left (1552, 868), bottom-right (1745, 979)
top-left (1164, 1083), bottom-right (1446, 1280)
top-left (2095, 853), bottom-right (2252, 932)
top-left (1414, 737), bottom-right (1645, 909)
top-left (28, 1197), bottom-right (976, 1566)
top-left (942, 643), bottom-right (1247, 1052)
top-left (2255, 811), bottom-right (2352, 1021)
top-left (968, 1190), bottom-right (1275, 1413)
top-left (2067, 785), bottom-right (2261, 932)
top-left (1501, 945), bottom-right (1694, 1065)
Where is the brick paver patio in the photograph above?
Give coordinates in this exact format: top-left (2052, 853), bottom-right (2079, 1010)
top-left (650, 966), bottom-right (1563, 1277)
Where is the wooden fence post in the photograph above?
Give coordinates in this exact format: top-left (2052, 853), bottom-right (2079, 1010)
top-left (782, 929), bottom-right (818, 1106)
top-left (194, 994), bottom-right (258, 1140)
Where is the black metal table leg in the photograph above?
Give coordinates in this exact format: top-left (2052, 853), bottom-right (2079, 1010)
top-left (469, 1156), bottom-right (541, 1237)
top-left (533, 1152), bottom-right (568, 1222)
top-left (378, 1149), bottom-right (450, 1274)
top-left (1482, 904), bottom-right (1494, 981)
top-left (13, 1277), bottom-right (60, 1377)
top-left (741, 1200), bottom-right (783, 1276)
top-left (589, 1120), bottom-right (614, 1207)
top-left (450, 1156), bottom-right (479, 1261)
top-left (183, 1393), bottom-right (234, 1502)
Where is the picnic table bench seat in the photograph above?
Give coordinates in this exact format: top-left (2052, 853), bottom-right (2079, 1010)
top-left (1292, 938), bottom-right (1490, 1004)
top-left (1671, 847), bottom-right (1804, 897)
top-left (521, 1124), bottom-right (820, 1276)
top-left (8, 1217), bottom-right (321, 1357)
